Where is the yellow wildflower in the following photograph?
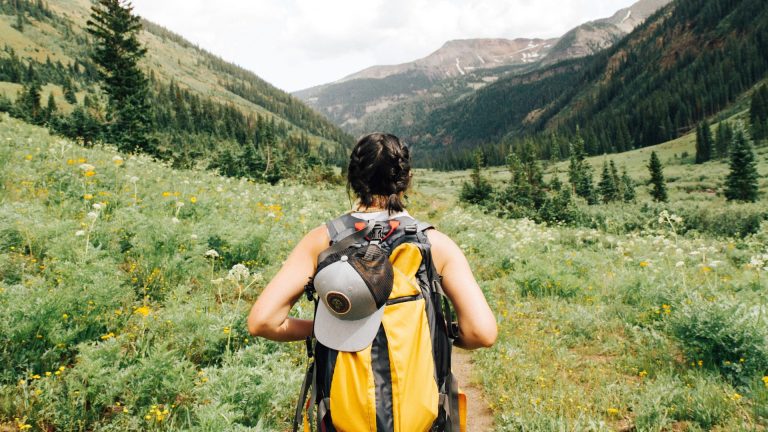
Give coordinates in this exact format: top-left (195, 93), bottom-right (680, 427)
top-left (639, 261), bottom-right (649, 267)
top-left (762, 376), bottom-right (768, 387)
top-left (134, 306), bottom-right (151, 317)
top-left (190, 196), bottom-right (197, 203)
top-left (223, 327), bottom-right (231, 335)
top-left (606, 408), bottom-right (620, 416)
top-left (100, 332), bottom-right (115, 340)
top-left (83, 193), bottom-right (93, 200)
top-left (731, 393), bottom-right (742, 401)
top-left (24, 154), bottom-right (32, 160)
top-left (162, 191), bottom-right (171, 197)
top-left (639, 370), bottom-right (648, 378)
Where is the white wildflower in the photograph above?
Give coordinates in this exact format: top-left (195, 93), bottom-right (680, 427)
top-left (86, 211), bottom-right (98, 220)
top-left (190, 234), bottom-right (198, 240)
top-left (75, 230), bottom-right (85, 236)
top-left (204, 249), bottom-right (220, 259)
top-left (171, 217), bottom-right (180, 224)
top-left (92, 203), bottom-right (102, 210)
top-left (675, 261), bottom-right (685, 268)
top-left (112, 155), bottom-right (123, 163)
top-left (128, 176), bottom-right (139, 183)
top-left (210, 278), bottom-right (225, 285)
top-left (175, 201), bottom-right (184, 208)
top-left (227, 264), bottom-right (250, 282)
top-left (79, 163), bottom-right (95, 171)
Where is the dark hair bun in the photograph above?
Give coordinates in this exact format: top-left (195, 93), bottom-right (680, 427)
top-left (348, 133), bottom-right (411, 213)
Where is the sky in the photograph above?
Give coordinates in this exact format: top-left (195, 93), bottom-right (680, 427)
top-left (131, 0), bottom-right (637, 93)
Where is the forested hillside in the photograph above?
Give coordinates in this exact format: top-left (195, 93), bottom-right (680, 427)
top-left (405, 0), bottom-right (768, 169)
top-left (0, 0), bottom-right (353, 180)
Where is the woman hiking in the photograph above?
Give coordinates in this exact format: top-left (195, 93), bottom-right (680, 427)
top-left (248, 132), bottom-right (497, 431)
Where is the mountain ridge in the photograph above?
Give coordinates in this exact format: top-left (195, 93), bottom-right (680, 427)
top-left (294, 0), bottom-right (672, 134)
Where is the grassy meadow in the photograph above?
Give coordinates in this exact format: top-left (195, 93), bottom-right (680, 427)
top-left (1, 113), bottom-right (767, 431)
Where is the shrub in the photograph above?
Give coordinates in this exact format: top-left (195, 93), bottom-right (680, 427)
top-left (666, 294), bottom-right (768, 386)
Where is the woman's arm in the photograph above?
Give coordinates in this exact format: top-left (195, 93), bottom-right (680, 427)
top-left (426, 229), bottom-right (498, 349)
top-left (247, 224), bottom-right (329, 341)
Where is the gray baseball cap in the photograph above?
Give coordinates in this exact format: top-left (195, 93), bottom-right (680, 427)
top-left (313, 244), bottom-right (394, 352)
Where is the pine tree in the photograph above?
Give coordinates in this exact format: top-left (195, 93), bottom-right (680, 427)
top-left (15, 80), bottom-right (42, 124)
top-left (715, 122), bottom-right (733, 159)
top-left (87, 0), bottom-right (156, 154)
top-left (44, 92), bottom-right (57, 121)
top-left (63, 79), bottom-right (78, 104)
top-left (724, 128), bottom-right (759, 202)
top-left (598, 160), bottom-right (619, 203)
top-left (620, 167), bottom-right (636, 202)
top-left (648, 151), bottom-right (668, 202)
top-left (460, 150), bottom-right (493, 205)
top-left (695, 122), bottom-right (713, 163)
top-left (567, 131), bottom-right (597, 205)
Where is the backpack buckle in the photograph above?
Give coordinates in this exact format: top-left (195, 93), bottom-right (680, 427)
top-left (405, 224), bottom-right (417, 235)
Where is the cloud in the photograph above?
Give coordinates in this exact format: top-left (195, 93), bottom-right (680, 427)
top-left (131, 0), bottom-right (636, 92)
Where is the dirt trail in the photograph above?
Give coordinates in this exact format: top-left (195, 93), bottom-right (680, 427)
top-left (452, 348), bottom-right (495, 431)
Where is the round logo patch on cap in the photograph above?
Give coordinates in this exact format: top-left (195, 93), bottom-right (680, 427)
top-left (325, 291), bottom-right (351, 315)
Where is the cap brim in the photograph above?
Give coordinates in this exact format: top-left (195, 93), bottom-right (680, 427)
top-left (314, 302), bottom-right (385, 352)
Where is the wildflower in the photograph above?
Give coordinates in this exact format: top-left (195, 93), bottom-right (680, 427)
top-left (75, 230), bottom-right (85, 236)
top-left (698, 360), bottom-right (703, 367)
top-left (762, 376), bottom-right (768, 388)
top-left (100, 332), bottom-right (115, 340)
top-left (204, 249), bottom-right (220, 259)
top-left (227, 264), bottom-right (250, 282)
top-left (171, 217), bottom-right (180, 224)
top-left (128, 176), bottom-right (139, 183)
top-left (190, 196), bottom-right (197, 203)
top-left (606, 408), bottom-right (620, 416)
top-left (639, 261), bottom-right (650, 268)
top-left (731, 393), bottom-right (742, 401)
top-left (133, 306), bottom-right (151, 317)
top-left (190, 234), bottom-right (198, 240)
top-left (223, 327), bottom-right (231, 335)
top-left (87, 211), bottom-right (98, 220)
top-left (79, 163), bottom-right (95, 171)
top-left (45, 371), bottom-right (51, 377)
top-left (31, 374), bottom-right (40, 380)
top-left (83, 193), bottom-right (93, 200)
top-left (112, 156), bottom-right (124, 165)
top-left (162, 191), bottom-right (171, 197)
top-left (638, 370), bottom-right (648, 378)
top-left (62, 313), bottom-right (69, 320)
top-left (675, 261), bottom-right (685, 267)
top-left (92, 203), bottom-right (102, 210)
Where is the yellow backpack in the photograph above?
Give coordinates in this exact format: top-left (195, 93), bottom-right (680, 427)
top-left (294, 213), bottom-right (464, 432)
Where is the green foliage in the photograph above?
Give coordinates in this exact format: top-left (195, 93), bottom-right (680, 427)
top-left (632, 372), bottom-right (740, 431)
top-left (459, 150), bottom-right (494, 205)
top-left (715, 121), bottom-right (734, 159)
top-left (750, 84), bottom-right (768, 142)
top-left (87, 0), bottom-right (156, 154)
top-left (648, 151), bottom-right (668, 202)
top-left (567, 133), bottom-right (597, 205)
top-left (666, 294), bottom-right (768, 386)
top-left (695, 122), bottom-right (713, 164)
top-left (724, 127), bottom-right (760, 202)
top-left (620, 166), bottom-right (636, 202)
top-left (598, 160), bottom-right (620, 203)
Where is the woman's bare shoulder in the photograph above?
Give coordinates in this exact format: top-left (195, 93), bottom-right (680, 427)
top-left (424, 228), bottom-right (462, 273)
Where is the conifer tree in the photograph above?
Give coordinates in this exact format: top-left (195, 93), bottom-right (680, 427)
top-left (648, 151), bottom-right (668, 202)
top-left (621, 167), bottom-right (636, 202)
top-left (87, 0), bottom-right (155, 153)
top-left (567, 131), bottom-right (597, 205)
top-left (598, 160), bottom-right (619, 203)
top-left (460, 150), bottom-right (493, 205)
top-left (63, 79), bottom-right (78, 104)
top-left (715, 122), bottom-right (733, 159)
top-left (695, 122), bottom-right (713, 163)
top-left (724, 128), bottom-right (759, 202)
top-left (45, 92), bottom-right (57, 121)
top-left (15, 80), bottom-right (42, 124)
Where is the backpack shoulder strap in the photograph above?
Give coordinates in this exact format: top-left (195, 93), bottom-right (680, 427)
top-left (326, 213), bottom-right (360, 244)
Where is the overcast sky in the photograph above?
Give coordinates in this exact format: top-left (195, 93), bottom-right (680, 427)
top-left (131, 0), bottom-right (637, 93)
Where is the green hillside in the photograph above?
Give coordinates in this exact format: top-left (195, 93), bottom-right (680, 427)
top-left (0, 0), bottom-right (353, 174)
top-left (405, 0), bottom-right (768, 168)
top-left (2, 111), bottom-right (767, 430)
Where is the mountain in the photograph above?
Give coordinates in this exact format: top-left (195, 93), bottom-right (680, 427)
top-left (294, 0), bottom-right (671, 134)
top-left (403, 0), bottom-right (768, 169)
top-left (0, 0), bottom-right (353, 172)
